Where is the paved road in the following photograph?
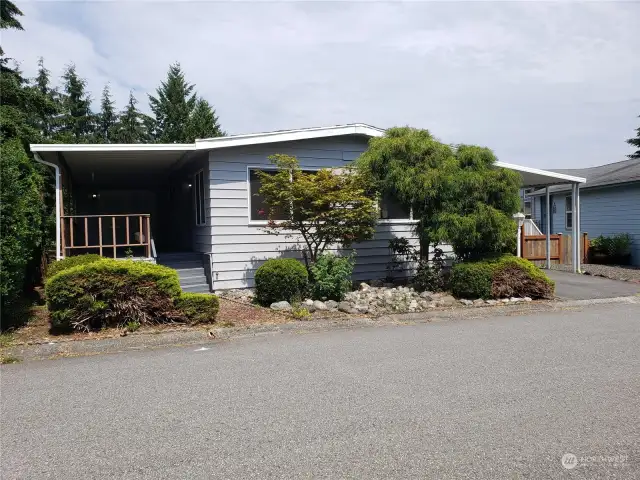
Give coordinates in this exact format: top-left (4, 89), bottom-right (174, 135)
top-left (2, 304), bottom-right (639, 479)
top-left (546, 270), bottom-right (640, 300)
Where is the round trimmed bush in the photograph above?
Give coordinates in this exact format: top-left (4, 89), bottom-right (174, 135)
top-left (175, 293), bottom-right (219, 324)
top-left (254, 258), bottom-right (308, 306)
top-left (450, 261), bottom-right (495, 299)
top-left (45, 254), bottom-right (102, 279)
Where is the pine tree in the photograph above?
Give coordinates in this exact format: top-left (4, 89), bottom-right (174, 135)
top-left (186, 97), bottom-right (224, 140)
top-left (148, 63), bottom-right (197, 143)
top-left (114, 91), bottom-right (150, 143)
top-left (627, 115), bottom-right (640, 159)
top-left (31, 57), bottom-right (59, 139)
top-left (57, 64), bottom-right (94, 143)
top-left (96, 84), bottom-right (117, 143)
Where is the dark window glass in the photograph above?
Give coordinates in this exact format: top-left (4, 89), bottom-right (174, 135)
top-left (380, 193), bottom-right (411, 219)
top-left (565, 195), bottom-right (573, 229)
top-left (250, 170), bottom-right (288, 221)
top-left (194, 171), bottom-right (206, 225)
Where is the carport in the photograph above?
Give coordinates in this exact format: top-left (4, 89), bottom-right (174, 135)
top-left (496, 162), bottom-right (586, 272)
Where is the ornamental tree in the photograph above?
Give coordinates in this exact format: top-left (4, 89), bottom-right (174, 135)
top-left (356, 127), bottom-right (521, 261)
top-left (256, 154), bottom-right (378, 266)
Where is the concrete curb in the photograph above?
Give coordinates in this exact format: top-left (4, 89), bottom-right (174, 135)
top-left (2, 296), bottom-right (638, 363)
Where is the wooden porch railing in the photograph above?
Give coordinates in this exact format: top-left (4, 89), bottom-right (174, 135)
top-left (61, 214), bottom-right (152, 258)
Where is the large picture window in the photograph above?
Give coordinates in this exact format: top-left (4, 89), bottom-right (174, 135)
top-left (194, 170), bottom-right (206, 226)
top-left (565, 195), bottom-right (573, 230)
top-left (379, 192), bottom-right (411, 220)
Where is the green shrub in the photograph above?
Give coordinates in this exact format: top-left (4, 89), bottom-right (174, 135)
top-left (309, 253), bottom-right (354, 301)
top-left (254, 258), bottom-right (309, 306)
top-left (45, 259), bottom-right (183, 331)
top-left (413, 247), bottom-right (448, 292)
top-left (45, 254), bottom-right (102, 279)
top-left (450, 261), bottom-right (495, 299)
top-left (490, 256), bottom-right (554, 299)
top-left (450, 255), bottom-right (554, 299)
top-left (174, 293), bottom-right (219, 324)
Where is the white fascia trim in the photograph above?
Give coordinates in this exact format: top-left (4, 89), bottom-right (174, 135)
top-left (195, 123), bottom-right (384, 150)
top-left (495, 161), bottom-right (587, 184)
top-left (29, 144), bottom-right (196, 152)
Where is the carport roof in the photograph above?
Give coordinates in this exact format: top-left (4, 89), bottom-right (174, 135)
top-left (30, 123), bottom-right (586, 188)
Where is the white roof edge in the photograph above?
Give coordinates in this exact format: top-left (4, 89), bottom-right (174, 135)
top-left (194, 123), bottom-right (384, 150)
top-left (495, 161), bottom-right (586, 184)
top-left (29, 143), bottom-right (196, 152)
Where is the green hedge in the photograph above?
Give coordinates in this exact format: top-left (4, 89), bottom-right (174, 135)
top-left (45, 254), bottom-right (102, 279)
top-left (254, 258), bottom-right (309, 306)
top-left (46, 259), bottom-right (183, 331)
top-left (174, 293), bottom-right (219, 324)
top-left (450, 256), bottom-right (554, 300)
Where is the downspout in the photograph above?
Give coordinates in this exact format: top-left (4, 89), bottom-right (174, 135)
top-left (33, 153), bottom-right (62, 260)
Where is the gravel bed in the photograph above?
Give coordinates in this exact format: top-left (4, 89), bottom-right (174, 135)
top-left (547, 263), bottom-right (640, 283)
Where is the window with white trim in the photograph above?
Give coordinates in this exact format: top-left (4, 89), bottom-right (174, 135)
top-left (194, 170), bottom-right (206, 226)
top-left (379, 192), bottom-right (411, 220)
top-left (565, 195), bottom-right (572, 230)
top-left (249, 169), bottom-right (288, 221)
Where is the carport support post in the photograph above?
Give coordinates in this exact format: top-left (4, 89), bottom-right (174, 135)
top-left (576, 183), bottom-right (581, 273)
top-left (572, 183), bottom-right (578, 273)
top-left (545, 187), bottom-right (551, 269)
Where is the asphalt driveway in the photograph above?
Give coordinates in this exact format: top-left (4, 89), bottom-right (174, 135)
top-left (1, 302), bottom-right (638, 479)
top-left (546, 269), bottom-right (640, 300)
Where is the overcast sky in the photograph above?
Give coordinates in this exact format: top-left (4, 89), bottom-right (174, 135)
top-left (5, 1), bottom-right (640, 168)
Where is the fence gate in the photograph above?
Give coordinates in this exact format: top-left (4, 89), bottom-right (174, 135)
top-left (520, 225), bottom-right (588, 265)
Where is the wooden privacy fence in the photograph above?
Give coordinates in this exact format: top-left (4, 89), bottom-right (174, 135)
top-left (61, 214), bottom-right (152, 258)
top-left (520, 225), bottom-right (589, 265)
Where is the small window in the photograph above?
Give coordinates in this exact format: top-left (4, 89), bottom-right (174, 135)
top-left (194, 170), bottom-right (206, 226)
top-left (565, 195), bottom-right (573, 230)
top-left (380, 192), bottom-right (411, 220)
top-left (249, 169), bottom-right (288, 221)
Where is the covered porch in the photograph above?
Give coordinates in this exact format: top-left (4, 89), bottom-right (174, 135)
top-left (31, 144), bottom-right (204, 261)
top-left (498, 161), bottom-right (586, 272)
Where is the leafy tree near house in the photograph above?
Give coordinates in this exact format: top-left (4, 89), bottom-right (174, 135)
top-left (256, 154), bottom-right (378, 267)
top-left (57, 64), bottom-right (94, 142)
top-left (356, 127), bottom-right (521, 261)
top-left (627, 115), bottom-right (640, 159)
top-left (113, 91), bottom-right (152, 143)
top-left (95, 84), bottom-right (117, 143)
top-left (186, 97), bottom-right (224, 140)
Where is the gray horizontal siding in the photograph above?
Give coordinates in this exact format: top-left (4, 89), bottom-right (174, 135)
top-left (549, 183), bottom-right (640, 265)
top-left (206, 136), bottom-right (425, 289)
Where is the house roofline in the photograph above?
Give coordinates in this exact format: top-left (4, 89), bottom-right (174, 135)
top-left (30, 123), bottom-right (385, 154)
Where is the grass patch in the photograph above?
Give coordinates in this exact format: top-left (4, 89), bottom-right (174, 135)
top-left (0, 354), bottom-right (21, 365)
top-left (0, 332), bottom-right (15, 348)
top-left (124, 320), bottom-right (141, 333)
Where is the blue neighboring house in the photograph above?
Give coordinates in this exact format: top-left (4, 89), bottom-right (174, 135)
top-left (526, 159), bottom-right (640, 266)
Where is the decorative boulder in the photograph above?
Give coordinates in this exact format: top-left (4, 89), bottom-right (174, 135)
top-left (270, 301), bottom-right (292, 311)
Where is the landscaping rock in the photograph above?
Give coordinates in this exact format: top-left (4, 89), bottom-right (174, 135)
top-left (524, 297), bottom-right (532, 302)
top-left (420, 291), bottom-right (433, 300)
top-left (436, 295), bottom-right (457, 307)
top-left (338, 301), bottom-right (357, 314)
top-left (359, 282), bottom-right (370, 291)
top-left (270, 301), bottom-right (292, 311)
top-left (313, 300), bottom-right (328, 311)
top-left (473, 299), bottom-right (485, 306)
top-left (325, 300), bottom-right (338, 310)
top-left (486, 299), bottom-right (499, 306)
top-left (460, 299), bottom-right (473, 306)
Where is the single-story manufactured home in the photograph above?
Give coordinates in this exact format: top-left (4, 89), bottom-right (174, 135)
top-left (31, 124), bottom-right (585, 291)
top-left (527, 158), bottom-right (640, 266)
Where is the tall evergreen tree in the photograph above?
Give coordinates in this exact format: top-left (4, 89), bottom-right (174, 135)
top-left (627, 115), bottom-right (640, 159)
top-left (31, 57), bottom-right (59, 139)
top-left (148, 63), bottom-right (196, 143)
top-left (0, 1), bottom-right (45, 317)
top-left (114, 91), bottom-right (150, 143)
top-left (186, 97), bottom-right (224, 140)
top-left (96, 83), bottom-right (117, 143)
top-left (57, 64), bottom-right (94, 142)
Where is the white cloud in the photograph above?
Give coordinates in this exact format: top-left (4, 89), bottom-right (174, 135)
top-left (4, 0), bottom-right (640, 167)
